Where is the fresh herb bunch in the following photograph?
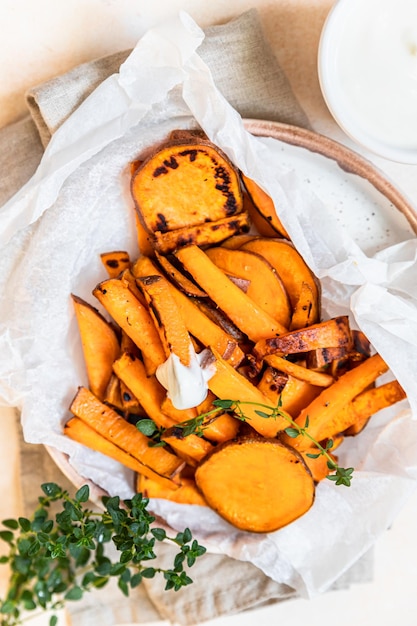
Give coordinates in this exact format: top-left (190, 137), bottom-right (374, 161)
top-left (138, 398), bottom-right (354, 487)
top-left (0, 483), bottom-right (206, 626)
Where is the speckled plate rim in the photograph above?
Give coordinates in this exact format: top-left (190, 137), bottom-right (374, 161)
top-left (45, 118), bottom-right (417, 504)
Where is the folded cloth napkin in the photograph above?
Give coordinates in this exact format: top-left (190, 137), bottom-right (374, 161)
top-left (2, 9), bottom-right (373, 626)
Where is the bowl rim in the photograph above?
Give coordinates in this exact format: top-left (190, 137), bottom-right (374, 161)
top-left (318, 0), bottom-right (417, 165)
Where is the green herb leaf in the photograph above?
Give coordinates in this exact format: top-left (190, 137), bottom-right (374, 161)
top-left (284, 427), bottom-right (300, 438)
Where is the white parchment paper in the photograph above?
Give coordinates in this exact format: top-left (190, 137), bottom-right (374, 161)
top-left (1, 12), bottom-right (417, 597)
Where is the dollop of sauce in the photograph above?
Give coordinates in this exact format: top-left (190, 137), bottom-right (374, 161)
top-left (156, 347), bottom-right (216, 410)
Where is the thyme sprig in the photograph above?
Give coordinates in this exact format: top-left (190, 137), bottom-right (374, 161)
top-left (139, 398), bottom-right (354, 487)
top-left (0, 483), bottom-right (206, 626)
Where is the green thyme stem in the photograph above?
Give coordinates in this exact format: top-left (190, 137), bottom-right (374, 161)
top-left (150, 397), bottom-right (354, 487)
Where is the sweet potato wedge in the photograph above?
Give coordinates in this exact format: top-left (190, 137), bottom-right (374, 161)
top-left (71, 295), bottom-right (120, 401)
top-left (290, 282), bottom-right (317, 330)
top-left (205, 247), bottom-right (291, 328)
top-left (242, 238), bottom-right (320, 323)
top-left (69, 386), bottom-right (183, 477)
top-left (240, 174), bottom-right (290, 239)
top-left (154, 251), bottom-right (207, 297)
top-left (113, 352), bottom-right (213, 465)
top-left (342, 379), bottom-right (406, 436)
top-left (136, 274), bottom-right (194, 366)
top-left (195, 437), bottom-right (315, 532)
top-left (132, 255), bottom-right (245, 367)
top-left (65, 417), bottom-right (178, 491)
top-left (281, 353), bottom-right (389, 451)
top-left (131, 139), bottom-right (244, 233)
top-left (258, 367), bottom-right (323, 416)
top-left (135, 212), bottom-right (155, 258)
top-left (93, 277), bottom-right (166, 375)
top-left (152, 213), bottom-right (251, 254)
top-left (264, 355), bottom-right (334, 387)
top-left (254, 316), bottom-right (353, 360)
top-left (175, 245), bottom-right (288, 341)
top-left (100, 251), bottom-right (131, 278)
top-left (137, 474), bottom-right (206, 505)
top-left (207, 348), bottom-right (291, 438)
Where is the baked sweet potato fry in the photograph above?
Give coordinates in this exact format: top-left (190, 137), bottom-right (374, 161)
top-left (93, 277), bottom-right (166, 375)
top-left (258, 367), bottom-right (323, 416)
top-left (71, 295), bottom-right (120, 401)
top-left (240, 174), bottom-right (290, 239)
top-left (100, 251), bottom-right (131, 278)
top-left (175, 245), bottom-right (288, 341)
top-left (254, 316), bottom-right (353, 360)
top-left (342, 379), bottom-right (406, 436)
top-left (242, 238), bottom-right (320, 324)
top-left (155, 251), bottom-right (207, 297)
top-left (65, 417), bottom-right (178, 491)
top-left (69, 386), bottom-right (183, 477)
top-left (138, 474), bottom-right (206, 505)
top-left (205, 247), bottom-right (291, 328)
top-left (113, 352), bottom-right (213, 465)
top-left (207, 348), bottom-right (291, 438)
top-left (152, 213), bottom-right (251, 254)
top-left (281, 353), bottom-right (389, 451)
top-left (264, 355), bottom-right (334, 387)
top-left (132, 255), bottom-right (245, 367)
top-left (137, 274), bottom-right (194, 366)
top-left (195, 437), bottom-right (315, 532)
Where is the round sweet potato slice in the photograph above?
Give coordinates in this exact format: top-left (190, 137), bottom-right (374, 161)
top-left (195, 437), bottom-right (315, 533)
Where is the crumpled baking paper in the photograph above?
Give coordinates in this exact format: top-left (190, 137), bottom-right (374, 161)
top-left (1, 11), bottom-right (417, 598)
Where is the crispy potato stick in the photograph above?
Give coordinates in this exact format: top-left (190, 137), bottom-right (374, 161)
top-left (65, 417), bottom-right (178, 491)
top-left (113, 352), bottom-right (213, 465)
top-left (100, 251), bottom-right (131, 278)
top-left (137, 274), bottom-right (193, 366)
top-left (71, 295), bottom-right (120, 401)
top-left (205, 247), bottom-right (292, 328)
top-left (69, 386), bottom-right (183, 477)
top-left (242, 238), bottom-right (320, 323)
top-left (195, 437), bottom-right (315, 533)
top-left (281, 353), bottom-right (390, 451)
top-left (138, 474), bottom-right (207, 505)
top-left (207, 348), bottom-right (291, 438)
top-left (175, 245), bottom-right (288, 341)
top-left (93, 277), bottom-right (166, 375)
top-left (132, 255), bottom-right (245, 367)
top-left (264, 355), bottom-right (334, 387)
top-left (254, 316), bottom-right (352, 359)
top-left (240, 174), bottom-right (290, 239)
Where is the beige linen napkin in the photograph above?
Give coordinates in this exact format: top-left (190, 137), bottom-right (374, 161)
top-left (1, 9), bottom-right (373, 625)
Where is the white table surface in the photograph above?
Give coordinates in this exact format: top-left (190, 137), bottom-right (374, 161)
top-left (1, 1), bottom-right (417, 625)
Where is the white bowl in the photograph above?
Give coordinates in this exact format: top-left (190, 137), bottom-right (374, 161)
top-left (318, 0), bottom-right (417, 164)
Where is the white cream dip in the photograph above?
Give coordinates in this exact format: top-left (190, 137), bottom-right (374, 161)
top-left (319, 0), bottom-right (417, 161)
top-left (156, 347), bottom-right (216, 410)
